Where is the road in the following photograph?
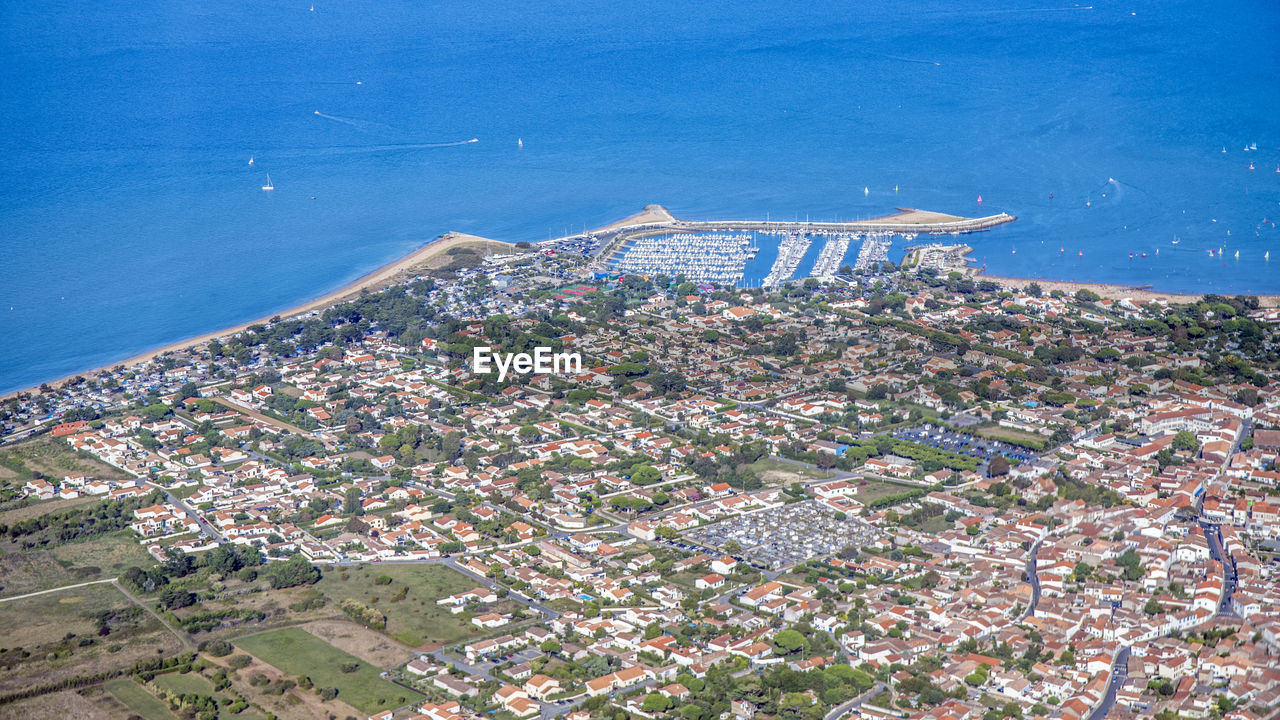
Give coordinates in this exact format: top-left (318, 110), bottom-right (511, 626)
top-left (823, 682), bottom-right (887, 720)
top-left (1022, 539), bottom-right (1043, 620)
top-left (1084, 646), bottom-right (1130, 720)
top-left (160, 488), bottom-right (223, 543)
top-left (1201, 521), bottom-right (1239, 618)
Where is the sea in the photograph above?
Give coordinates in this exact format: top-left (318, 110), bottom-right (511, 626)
top-left (2, 0), bottom-right (1279, 395)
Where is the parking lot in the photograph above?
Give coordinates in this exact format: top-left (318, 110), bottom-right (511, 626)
top-left (683, 499), bottom-right (882, 571)
top-left (893, 425), bottom-right (1038, 467)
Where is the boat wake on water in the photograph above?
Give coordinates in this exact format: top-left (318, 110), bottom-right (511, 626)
top-left (879, 54), bottom-right (941, 66)
top-left (312, 110), bottom-right (365, 127)
top-left (271, 140), bottom-right (480, 159)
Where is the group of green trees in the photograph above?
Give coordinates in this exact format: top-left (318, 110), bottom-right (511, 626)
top-left (1, 490), bottom-right (164, 549)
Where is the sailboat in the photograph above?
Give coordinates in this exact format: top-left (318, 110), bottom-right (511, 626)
top-left (1266, 251), bottom-right (1271, 261)
top-left (248, 156), bottom-right (254, 166)
top-left (1247, 162), bottom-right (1255, 171)
top-left (517, 138), bottom-right (523, 148)
top-left (863, 187), bottom-right (869, 197)
top-left (262, 174), bottom-right (274, 191)
top-left (977, 195), bottom-right (983, 206)
top-left (894, 185), bottom-right (899, 193)
top-left (1234, 250), bottom-right (1239, 259)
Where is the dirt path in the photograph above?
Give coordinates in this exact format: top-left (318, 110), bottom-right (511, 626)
top-left (211, 397), bottom-right (312, 436)
top-left (113, 578), bottom-right (193, 649)
top-left (0, 577), bottom-right (116, 603)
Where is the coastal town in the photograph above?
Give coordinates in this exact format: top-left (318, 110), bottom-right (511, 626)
top-left (1, 231), bottom-right (1279, 720)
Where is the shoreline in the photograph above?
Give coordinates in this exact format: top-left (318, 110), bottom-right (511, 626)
top-left (8, 205), bottom-right (1280, 401)
top-left (1, 232), bottom-right (509, 401)
top-left (971, 272), bottom-right (1280, 307)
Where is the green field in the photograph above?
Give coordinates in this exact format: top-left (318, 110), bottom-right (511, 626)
top-left (154, 670), bottom-right (219, 696)
top-left (106, 677), bottom-right (181, 720)
top-left (316, 563), bottom-right (483, 647)
top-left (236, 627), bottom-right (424, 713)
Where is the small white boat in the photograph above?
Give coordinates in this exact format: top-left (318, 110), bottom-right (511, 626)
top-left (262, 174), bottom-right (274, 191)
top-left (863, 187), bottom-right (869, 196)
top-left (248, 156), bottom-right (254, 166)
top-left (518, 138), bottom-right (523, 148)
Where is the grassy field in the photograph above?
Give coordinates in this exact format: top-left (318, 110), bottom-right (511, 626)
top-left (975, 425), bottom-right (1047, 449)
top-left (154, 670), bottom-right (219, 696)
top-left (0, 529), bottom-right (152, 598)
top-left (105, 678), bottom-right (180, 720)
top-left (0, 436), bottom-right (131, 487)
top-left (0, 581), bottom-right (182, 696)
top-left (851, 477), bottom-right (923, 506)
top-left (316, 563), bottom-right (483, 647)
top-left (236, 627), bottom-right (424, 714)
top-left (0, 581), bottom-right (136, 647)
top-left (0, 495), bottom-right (99, 525)
top-left (745, 457), bottom-right (832, 484)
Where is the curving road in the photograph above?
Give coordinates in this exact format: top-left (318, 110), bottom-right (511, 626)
top-left (1084, 646), bottom-right (1130, 720)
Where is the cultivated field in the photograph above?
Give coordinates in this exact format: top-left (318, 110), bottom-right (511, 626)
top-left (104, 678), bottom-right (180, 720)
top-left (316, 564), bottom-right (483, 647)
top-left (235, 627), bottom-right (424, 714)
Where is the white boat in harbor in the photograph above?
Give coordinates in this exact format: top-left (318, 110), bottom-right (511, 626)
top-left (262, 174), bottom-right (274, 191)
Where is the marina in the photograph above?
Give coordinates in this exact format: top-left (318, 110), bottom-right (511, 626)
top-left (613, 232), bottom-right (758, 285)
top-left (853, 233), bottom-right (894, 271)
top-left (762, 230), bottom-right (812, 288)
top-left (585, 206), bottom-right (1016, 288)
top-left (808, 234), bottom-right (852, 279)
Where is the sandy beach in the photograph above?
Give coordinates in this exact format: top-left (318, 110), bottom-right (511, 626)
top-left (973, 273), bottom-right (1280, 308)
top-left (1, 232), bottom-right (508, 400)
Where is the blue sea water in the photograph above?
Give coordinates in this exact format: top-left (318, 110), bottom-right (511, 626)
top-left (2, 0), bottom-right (1279, 394)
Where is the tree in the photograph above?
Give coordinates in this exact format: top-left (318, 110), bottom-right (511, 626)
top-left (1172, 431), bottom-right (1199, 453)
top-left (263, 554), bottom-right (321, 589)
top-left (654, 525), bottom-right (677, 540)
top-left (642, 693), bottom-right (672, 713)
top-left (774, 629), bottom-right (807, 655)
top-left (345, 487), bottom-right (363, 516)
top-left (630, 464), bottom-right (661, 485)
top-left (988, 455), bottom-right (1010, 477)
top-left (540, 639), bottom-right (561, 653)
top-left (1144, 598), bottom-right (1163, 615)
